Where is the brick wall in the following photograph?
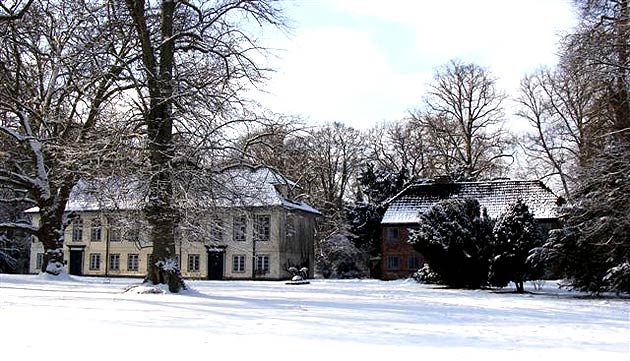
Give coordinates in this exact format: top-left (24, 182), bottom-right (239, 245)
top-left (380, 225), bottom-right (424, 280)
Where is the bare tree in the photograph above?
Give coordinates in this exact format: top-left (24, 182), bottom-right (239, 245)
top-left (0, 0), bottom-right (133, 275)
top-left (302, 123), bottom-right (366, 214)
top-left (367, 120), bottom-right (435, 179)
top-left (516, 64), bottom-right (603, 199)
top-left (411, 60), bottom-right (512, 180)
top-left (531, 0), bottom-right (630, 293)
top-left (572, 0), bottom-right (630, 142)
top-left (0, 0), bottom-right (33, 21)
top-left (122, 0), bottom-right (285, 292)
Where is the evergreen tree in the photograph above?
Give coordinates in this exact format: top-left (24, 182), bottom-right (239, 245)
top-left (346, 164), bottom-right (409, 254)
top-left (490, 200), bottom-right (543, 293)
top-left (408, 198), bottom-right (494, 289)
top-left (535, 144), bottom-right (630, 293)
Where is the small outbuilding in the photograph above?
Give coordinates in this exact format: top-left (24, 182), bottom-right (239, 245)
top-left (379, 180), bottom-right (563, 280)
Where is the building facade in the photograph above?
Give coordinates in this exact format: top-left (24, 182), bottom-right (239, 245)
top-left (379, 180), bottom-right (562, 280)
top-left (28, 167), bottom-right (320, 280)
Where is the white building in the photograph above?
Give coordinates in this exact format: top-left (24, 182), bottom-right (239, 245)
top-left (28, 166), bottom-right (320, 280)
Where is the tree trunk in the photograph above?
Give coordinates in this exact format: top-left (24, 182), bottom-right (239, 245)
top-left (614, 0), bottom-right (630, 144)
top-left (38, 201), bottom-right (68, 275)
top-left (515, 281), bottom-right (525, 293)
top-left (129, 0), bottom-right (184, 292)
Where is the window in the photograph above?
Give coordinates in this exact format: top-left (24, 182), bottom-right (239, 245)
top-left (109, 254), bottom-right (120, 271)
top-left (127, 254), bottom-right (139, 271)
top-left (233, 216), bottom-right (246, 242)
top-left (210, 218), bottom-right (224, 242)
top-left (386, 255), bottom-right (401, 271)
top-left (147, 254), bottom-right (153, 271)
top-left (90, 218), bottom-right (102, 242)
top-left (188, 254), bottom-right (200, 272)
top-left (285, 214), bottom-right (296, 238)
top-left (232, 255), bottom-right (245, 273)
top-left (89, 253), bottom-right (101, 270)
top-left (71, 217), bottom-right (83, 242)
top-left (35, 253), bottom-right (44, 270)
top-left (386, 227), bottom-right (399, 244)
top-left (255, 255), bottom-right (270, 274)
top-left (407, 255), bottom-right (420, 270)
top-left (254, 215), bottom-right (271, 242)
top-left (108, 217), bottom-right (121, 242)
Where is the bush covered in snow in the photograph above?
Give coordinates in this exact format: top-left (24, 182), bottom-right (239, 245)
top-left (412, 264), bottom-right (442, 284)
top-left (316, 233), bottom-right (369, 279)
top-left (408, 198), bottom-right (494, 288)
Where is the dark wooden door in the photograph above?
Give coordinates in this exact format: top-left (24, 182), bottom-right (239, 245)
top-left (69, 250), bottom-right (83, 275)
top-left (207, 251), bottom-right (224, 280)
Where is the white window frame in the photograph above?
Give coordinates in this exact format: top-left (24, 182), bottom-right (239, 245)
top-left (233, 216), bottom-right (247, 242)
top-left (232, 255), bottom-right (246, 273)
top-left (109, 254), bottom-right (120, 271)
top-left (255, 255), bottom-right (270, 274)
top-left (254, 215), bottom-right (271, 242)
top-left (89, 253), bottom-right (101, 270)
top-left (210, 218), bottom-right (223, 242)
top-left (188, 254), bottom-right (200, 272)
top-left (90, 218), bottom-right (102, 242)
top-left (127, 254), bottom-right (139, 272)
top-left (72, 217), bottom-right (83, 242)
top-left (107, 217), bottom-right (121, 242)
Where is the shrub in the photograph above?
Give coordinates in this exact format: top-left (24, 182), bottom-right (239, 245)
top-left (408, 198), bottom-right (493, 288)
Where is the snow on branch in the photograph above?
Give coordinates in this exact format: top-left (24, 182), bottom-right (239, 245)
top-left (0, 222), bottom-right (38, 235)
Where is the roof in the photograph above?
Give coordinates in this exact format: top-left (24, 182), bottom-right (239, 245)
top-left (213, 166), bottom-right (320, 215)
top-left (381, 180), bottom-right (561, 225)
top-left (25, 166), bottom-right (320, 216)
top-left (24, 179), bottom-right (141, 213)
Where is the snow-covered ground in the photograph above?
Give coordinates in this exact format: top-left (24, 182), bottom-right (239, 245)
top-left (0, 274), bottom-right (628, 360)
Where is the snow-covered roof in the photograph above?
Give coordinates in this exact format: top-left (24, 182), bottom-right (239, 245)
top-left (381, 180), bottom-right (562, 225)
top-left (212, 166), bottom-right (320, 215)
top-left (25, 166), bottom-right (320, 215)
top-left (24, 179), bottom-right (142, 213)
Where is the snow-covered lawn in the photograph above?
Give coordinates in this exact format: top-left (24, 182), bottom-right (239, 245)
top-left (0, 275), bottom-right (628, 360)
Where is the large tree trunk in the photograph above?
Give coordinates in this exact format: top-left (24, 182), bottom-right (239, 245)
top-left (126, 0), bottom-right (184, 292)
top-left (37, 182), bottom-right (73, 275)
top-left (38, 206), bottom-right (65, 275)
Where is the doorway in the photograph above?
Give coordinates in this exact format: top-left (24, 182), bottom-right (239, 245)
top-left (207, 249), bottom-right (224, 280)
top-left (69, 249), bottom-right (84, 275)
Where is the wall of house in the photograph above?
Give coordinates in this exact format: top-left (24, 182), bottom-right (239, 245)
top-left (278, 210), bottom-right (315, 279)
top-left (380, 224), bottom-right (424, 280)
top-left (29, 207), bottom-right (316, 281)
top-left (28, 212), bottom-right (153, 278)
top-left (221, 208), bottom-right (283, 280)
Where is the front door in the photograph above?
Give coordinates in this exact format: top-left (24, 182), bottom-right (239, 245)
top-left (207, 251), bottom-right (224, 280)
top-left (69, 250), bottom-right (83, 276)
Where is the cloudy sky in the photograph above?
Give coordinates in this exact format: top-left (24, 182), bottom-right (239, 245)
top-left (253, 0), bottom-right (577, 130)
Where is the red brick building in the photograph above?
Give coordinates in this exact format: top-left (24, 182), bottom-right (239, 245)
top-left (379, 180), bottom-right (562, 280)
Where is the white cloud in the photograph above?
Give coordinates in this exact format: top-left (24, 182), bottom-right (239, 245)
top-left (256, 26), bottom-right (430, 128)
top-left (254, 0), bottom-right (577, 129)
